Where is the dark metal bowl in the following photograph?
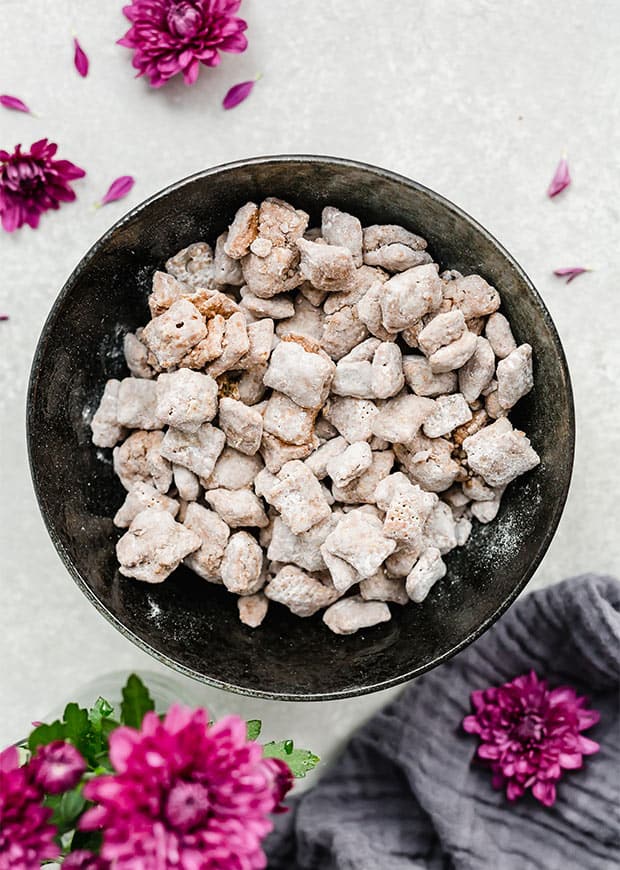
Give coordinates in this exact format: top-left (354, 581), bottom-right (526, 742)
top-left (27, 156), bottom-right (574, 700)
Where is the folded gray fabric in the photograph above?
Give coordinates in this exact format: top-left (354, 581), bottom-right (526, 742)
top-left (266, 574), bottom-right (620, 870)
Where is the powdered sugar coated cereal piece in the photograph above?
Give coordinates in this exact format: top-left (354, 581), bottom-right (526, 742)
top-left (370, 394), bottom-right (435, 444)
top-left (383, 485), bottom-right (438, 545)
top-left (422, 393), bottom-right (472, 438)
top-left (451, 274), bottom-right (500, 319)
top-left (182, 503), bottom-right (230, 582)
top-left (463, 417), bottom-right (540, 487)
top-left (304, 435), bottom-right (348, 479)
top-left (428, 330), bottom-right (477, 373)
top-left (224, 202), bottom-right (259, 259)
top-left (218, 397), bottom-right (263, 455)
top-left (485, 312), bottom-right (517, 359)
top-left (259, 431), bottom-right (319, 473)
top-left (206, 312), bottom-right (250, 378)
top-left (360, 569), bottom-right (409, 605)
top-left (322, 396), bottom-right (379, 443)
top-left (213, 232), bottom-right (244, 286)
top-left (402, 355), bottom-right (457, 397)
top-left (267, 514), bottom-right (337, 573)
top-left (142, 299), bottom-right (207, 370)
top-left (258, 197), bottom-right (309, 248)
top-left (204, 487), bottom-right (269, 528)
top-left (264, 338), bottom-right (335, 409)
top-left (380, 264), bottom-right (443, 332)
top-left (268, 460), bottom-right (332, 534)
top-left (156, 369), bottom-right (218, 432)
top-left (173, 464), bottom-right (200, 501)
top-left (297, 237), bottom-right (357, 292)
top-left (323, 596), bottom-right (391, 635)
top-left (240, 288), bottom-right (294, 320)
top-left (91, 379), bottom-right (127, 448)
top-left (417, 309), bottom-right (467, 357)
top-left (263, 392), bottom-right (317, 446)
top-left (321, 206), bottom-right (363, 267)
top-left (117, 508), bottom-right (200, 584)
top-left (331, 449), bottom-right (394, 504)
top-left (321, 306), bottom-right (369, 361)
top-left (113, 430), bottom-right (172, 493)
top-left (166, 242), bottom-right (215, 289)
top-left (275, 295), bottom-right (325, 342)
top-left (220, 531), bottom-right (264, 595)
top-left (363, 224), bottom-right (427, 253)
top-left (496, 344), bottom-right (534, 409)
top-left (364, 244), bottom-right (432, 272)
top-left (331, 360), bottom-right (375, 398)
top-left (423, 501), bottom-right (458, 554)
top-left (265, 565), bottom-right (339, 617)
top-left (458, 336), bottom-right (496, 404)
top-left (406, 547), bottom-right (447, 603)
top-left (326, 440), bottom-right (372, 487)
top-left (114, 483), bottom-right (179, 529)
top-left (238, 593), bottom-right (269, 628)
top-left (160, 423), bottom-right (225, 479)
top-left (241, 246), bottom-right (303, 298)
top-left (202, 447), bottom-right (263, 490)
top-left (124, 333), bottom-right (154, 379)
top-left (371, 342), bottom-right (404, 399)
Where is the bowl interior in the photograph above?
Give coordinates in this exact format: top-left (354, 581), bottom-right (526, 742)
top-left (27, 157), bottom-right (574, 700)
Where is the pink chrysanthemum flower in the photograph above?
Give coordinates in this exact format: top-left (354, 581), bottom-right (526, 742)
top-left (0, 139), bottom-right (86, 233)
top-left (463, 671), bottom-right (600, 807)
top-left (118, 0), bottom-right (248, 88)
top-left (31, 740), bottom-right (87, 795)
top-left (63, 850), bottom-right (110, 869)
top-left (81, 705), bottom-right (292, 868)
top-left (0, 746), bottom-right (60, 870)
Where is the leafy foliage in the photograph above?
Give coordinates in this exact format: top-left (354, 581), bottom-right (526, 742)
top-left (120, 673), bottom-right (155, 728)
top-left (262, 740), bottom-right (320, 778)
top-left (246, 719), bottom-right (262, 741)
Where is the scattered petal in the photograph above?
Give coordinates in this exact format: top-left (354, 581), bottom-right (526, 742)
top-left (74, 38), bottom-right (89, 77)
top-left (0, 745), bottom-right (19, 771)
top-left (0, 95), bottom-right (30, 113)
top-left (0, 314), bottom-right (9, 322)
top-left (99, 175), bottom-right (135, 206)
top-left (553, 267), bottom-right (591, 284)
top-left (223, 78), bottom-right (258, 110)
top-left (547, 156), bottom-right (571, 197)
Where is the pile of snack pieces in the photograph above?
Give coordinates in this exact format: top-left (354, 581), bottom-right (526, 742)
top-left (90, 198), bottom-right (539, 635)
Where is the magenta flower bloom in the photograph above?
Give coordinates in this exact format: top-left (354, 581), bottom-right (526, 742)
top-left (31, 740), bottom-right (87, 794)
top-left (119, 0), bottom-right (248, 88)
top-left (81, 705), bottom-right (292, 867)
top-left (463, 671), bottom-right (600, 807)
top-left (63, 850), bottom-right (110, 869)
top-left (0, 750), bottom-right (59, 869)
top-left (0, 139), bottom-right (86, 232)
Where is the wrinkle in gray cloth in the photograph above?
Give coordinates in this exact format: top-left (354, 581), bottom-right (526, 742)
top-left (265, 575), bottom-right (620, 870)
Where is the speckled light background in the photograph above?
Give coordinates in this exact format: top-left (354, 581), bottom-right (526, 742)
top-left (1, 0), bottom-right (618, 774)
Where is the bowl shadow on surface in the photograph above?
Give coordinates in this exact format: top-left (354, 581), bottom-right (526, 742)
top-left (27, 156), bottom-right (574, 700)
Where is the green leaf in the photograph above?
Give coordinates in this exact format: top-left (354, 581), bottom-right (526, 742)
top-left (246, 720), bottom-right (262, 741)
top-left (89, 696), bottom-right (114, 732)
top-left (46, 788), bottom-right (86, 836)
top-left (28, 720), bottom-right (66, 752)
top-left (262, 740), bottom-right (320, 779)
top-left (63, 703), bottom-right (90, 753)
top-left (120, 674), bottom-right (155, 728)
top-left (70, 829), bottom-right (103, 852)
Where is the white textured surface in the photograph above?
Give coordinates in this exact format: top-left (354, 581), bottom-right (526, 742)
top-left (0, 0), bottom-right (618, 773)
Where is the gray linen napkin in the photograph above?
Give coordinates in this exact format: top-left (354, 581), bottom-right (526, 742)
top-left (265, 574), bottom-right (620, 870)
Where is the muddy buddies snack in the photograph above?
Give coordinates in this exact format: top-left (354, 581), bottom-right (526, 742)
top-left (90, 198), bottom-right (539, 633)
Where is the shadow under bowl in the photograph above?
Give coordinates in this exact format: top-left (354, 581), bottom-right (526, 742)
top-left (27, 155), bottom-right (574, 701)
